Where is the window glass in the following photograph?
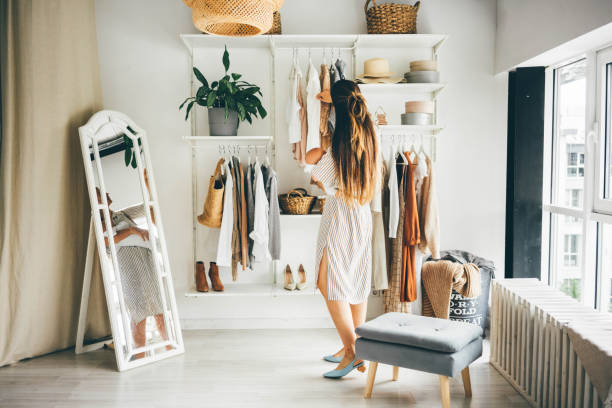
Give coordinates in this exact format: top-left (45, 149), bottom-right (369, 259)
top-left (604, 63), bottom-right (612, 200)
top-left (550, 213), bottom-right (583, 300)
top-left (601, 223), bottom-right (612, 313)
top-left (553, 60), bottom-right (587, 209)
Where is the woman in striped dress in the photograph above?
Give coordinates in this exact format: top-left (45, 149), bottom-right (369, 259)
top-left (307, 80), bottom-right (380, 378)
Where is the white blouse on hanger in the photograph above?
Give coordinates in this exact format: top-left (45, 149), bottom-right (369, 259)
top-left (249, 162), bottom-right (271, 262)
top-left (286, 65), bottom-right (302, 145)
top-left (216, 162), bottom-right (234, 267)
top-left (305, 60), bottom-right (321, 151)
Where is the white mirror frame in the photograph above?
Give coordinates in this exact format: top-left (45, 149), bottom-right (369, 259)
top-left (75, 110), bottom-right (184, 371)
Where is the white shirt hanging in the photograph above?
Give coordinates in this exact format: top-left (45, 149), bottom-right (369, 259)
top-left (249, 162), bottom-right (271, 262)
top-left (286, 60), bottom-right (302, 145)
top-left (305, 60), bottom-right (321, 151)
top-left (216, 162), bottom-right (234, 267)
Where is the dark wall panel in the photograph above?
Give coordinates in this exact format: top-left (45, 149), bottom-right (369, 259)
top-left (505, 67), bottom-right (545, 279)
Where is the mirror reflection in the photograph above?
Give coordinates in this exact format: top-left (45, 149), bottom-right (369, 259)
top-left (92, 132), bottom-right (174, 361)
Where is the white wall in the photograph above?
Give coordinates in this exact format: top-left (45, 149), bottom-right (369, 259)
top-left (94, 0), bottom-right (507, 328)
top-left (495, 0), bottom-right (612, 72)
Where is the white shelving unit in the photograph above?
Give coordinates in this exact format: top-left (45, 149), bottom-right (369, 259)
top-left (279, 213), bottom-right (322, 219)
top-left (185, 284), bottom-right (318, 297)
top-left (180, 33), bottom-right (447, 299)
top-left (180, 33), bottom-right (448, 54)
top-left (183, 135), bottom-right (273, 142)
top-left (358, 82), bottom-right (445, 96)
top-left (377, 124), bottom-right (445, 134)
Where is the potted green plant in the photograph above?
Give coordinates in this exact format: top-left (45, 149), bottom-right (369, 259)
top-left (179, 46), bottom-right (267, 136)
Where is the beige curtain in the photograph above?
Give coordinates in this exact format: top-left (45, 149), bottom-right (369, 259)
top-left (0, 0), bottom-right (110, 367)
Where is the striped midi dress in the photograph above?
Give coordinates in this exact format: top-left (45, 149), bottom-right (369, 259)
top-left (312, 152), bottom-right (372, 304)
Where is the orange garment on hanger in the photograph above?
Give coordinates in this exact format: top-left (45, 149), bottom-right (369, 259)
top-left (292, 79), bottom-right (308, 164)
top-left (400, 154), bottom-right (420, 302)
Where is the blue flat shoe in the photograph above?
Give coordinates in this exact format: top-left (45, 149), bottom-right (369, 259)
top-left (323, 354), bottom-right (342, 363)
top-left (323, 358), bottom-right (365, 378)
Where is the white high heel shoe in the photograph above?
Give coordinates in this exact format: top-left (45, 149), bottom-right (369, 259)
top-left (284, 265), bottom-right (296, 290)
top-left (296, 264), bottom-right (308, 290)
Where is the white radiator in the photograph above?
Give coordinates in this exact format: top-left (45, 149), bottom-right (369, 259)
top-left (490, 279), bottom-right (607, 408)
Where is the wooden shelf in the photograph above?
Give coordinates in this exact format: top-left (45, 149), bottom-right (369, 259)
top-left (359, 82), bottom-right (445, 94)
top-left (377, 125), bottom-right (444, 134)
top-left (185, 283), bottom-right (318, 297)
top-left (180, 34), bottom-right (448, 53)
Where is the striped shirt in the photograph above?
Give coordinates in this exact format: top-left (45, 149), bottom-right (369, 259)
top-left (312, 152), bottom-right (372, 304)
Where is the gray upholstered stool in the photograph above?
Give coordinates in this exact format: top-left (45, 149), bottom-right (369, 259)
top-left (355, 312), bottom-right (483, 408)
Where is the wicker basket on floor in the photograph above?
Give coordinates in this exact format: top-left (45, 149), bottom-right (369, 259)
top-left (279, 188), bottom-right (316, 215)
top-left (364, 0), bottom-right (420, 34)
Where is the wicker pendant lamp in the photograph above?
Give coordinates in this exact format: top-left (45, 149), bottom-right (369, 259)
top-left (184, 0), bottom-right (284, 37)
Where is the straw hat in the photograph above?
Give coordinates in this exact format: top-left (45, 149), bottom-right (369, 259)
top-left (356, 58), bottom-right (402, 83)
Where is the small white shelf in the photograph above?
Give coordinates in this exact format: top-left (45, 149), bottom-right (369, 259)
top-left (280, 213), bottom-right (322, 219)
top-left (185, 283), bottom-right (318, 297)
top-left (183, 135), bottom-right (272, 143)
top-left (180, 34), bottom-right (448, 53)
top-left (377, 124), bottom-right (444, 134)
top-left (358, 82), bottom-right (445, 94)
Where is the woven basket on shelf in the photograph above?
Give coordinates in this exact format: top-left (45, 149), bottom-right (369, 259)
top-left (318, 197), bottom-right (326, 213)
top-left (279, 188), bottom-right (316, 215)
top-left (364, 0), bottom-right (419, 34)
top-left (185, 0), bottom-right (284, 37)
top-left (265, 11), bottom-right (282, 34)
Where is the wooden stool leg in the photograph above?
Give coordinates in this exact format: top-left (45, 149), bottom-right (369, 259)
top-left (364, 361), bottom-right (378, 399)
top-left (439, 376), bottom-right (450, 408)
top-left (392, 366), bottom-right (399, 381)
top-left (461, 366), bottom-right (472, 397)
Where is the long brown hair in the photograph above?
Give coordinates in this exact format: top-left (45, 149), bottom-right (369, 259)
top-left (330, 80), bottom-right (379, 206)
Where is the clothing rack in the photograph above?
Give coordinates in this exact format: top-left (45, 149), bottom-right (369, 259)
top-left (183, 136), bottom-right (278, 293)
top-left (380, 132), bottom-right (438, 162)
top-left (179, 34), bottom-right (447, 303)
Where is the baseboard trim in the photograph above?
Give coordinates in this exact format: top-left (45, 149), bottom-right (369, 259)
top-left (180, 317), bottom-right (335, 330)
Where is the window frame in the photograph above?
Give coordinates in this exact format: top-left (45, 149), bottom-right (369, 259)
top-left (594, 46), bottom-right (612, 215)
top-left (542, 49), bottom-right (611, 310)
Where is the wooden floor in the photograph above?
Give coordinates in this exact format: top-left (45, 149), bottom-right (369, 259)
top-left (0, 329), bottom-right (529, 408)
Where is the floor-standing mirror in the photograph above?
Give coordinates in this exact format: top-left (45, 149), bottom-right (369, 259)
top-left (76, 110), bottom-right (184, 371)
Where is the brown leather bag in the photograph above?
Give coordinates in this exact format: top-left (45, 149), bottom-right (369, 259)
top-left (197, 158), bottom-right (225, 228)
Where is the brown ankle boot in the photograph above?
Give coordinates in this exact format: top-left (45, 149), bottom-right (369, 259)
top-left (195, 261), bottom-right (209, 292)
top-left (209, 262), bottom-right (224, 291)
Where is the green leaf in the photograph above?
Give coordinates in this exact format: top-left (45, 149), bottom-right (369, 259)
top-left (222, 45), bottom-right (230, 72)
top-left (193, 67), bottom-right (208, 88)
top-left (244, 86), bottom-right (259, 95)
top-left (179, 97), bottom-right (193, 110)
top-left (231, 73), bottom-right (242, 81)
top-left (184, 100), bottom-right (195, 120)
top-left (124, 147), bottom-right (131, 166)
top-left (196, 86), bottom-right (208, 99)
top-left (237, 103), bottom-right (246, 120)
top-left (211, 81), bottom-right (218, 89)
top-left (207, 91), bottom-right (217, 107)
top-left (256, 104), bottom-right (267, 119)
top-left (131, 153), bottom-right (137, 168)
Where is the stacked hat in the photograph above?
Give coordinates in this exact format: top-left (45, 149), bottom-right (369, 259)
top-left (356, 58), bottom-right (403, 84)
top-left (401, 101), bottom-right (434, 125)
top-left (404, 60), bottom-right (439, 83)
